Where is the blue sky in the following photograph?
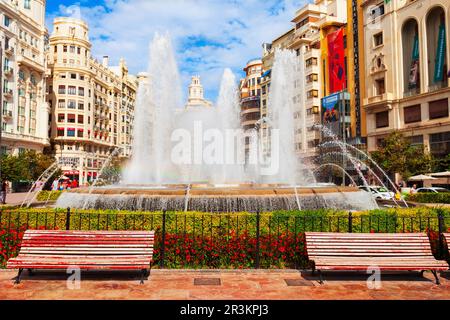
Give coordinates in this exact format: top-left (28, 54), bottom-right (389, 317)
top-left (46, 0), bottom-right (307, 102)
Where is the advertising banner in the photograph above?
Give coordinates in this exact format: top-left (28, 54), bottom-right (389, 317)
top-left (327, 28), bottom-right (346, 93)
top-left (408, 34), bottom-right (420, 89)
top-left (322, 92), bottom-right (340, 125)
top-left (434, 24), bottom-right (446, 83)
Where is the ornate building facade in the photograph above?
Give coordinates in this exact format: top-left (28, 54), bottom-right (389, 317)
top-left (0, 0), bottom-right (49, 155)
top-left (46, 17), bottom-right (137, 184)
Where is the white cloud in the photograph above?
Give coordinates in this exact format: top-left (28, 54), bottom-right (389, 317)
top-left (47, 0), bottom-right (308, 101)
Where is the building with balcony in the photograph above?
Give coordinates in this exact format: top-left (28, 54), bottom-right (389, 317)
top-left (0, 0), bottom-right (50, 155)
top-left (46, 17), bottom-right (137, 184)
top-left (289, 3), bottom-right (324, 159)
top-left (360, 0), bottom-right (450, 169)
top-left (259, 30), bottom-right (294, 157)
top-left (239, 59), bottom-right (262, 158)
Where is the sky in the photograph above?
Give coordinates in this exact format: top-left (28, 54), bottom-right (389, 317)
top-left (46, 0), bottom-right (308, 102)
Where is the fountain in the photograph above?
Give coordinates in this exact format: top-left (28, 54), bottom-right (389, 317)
top-left (56, 33), bottom-right (378, 212)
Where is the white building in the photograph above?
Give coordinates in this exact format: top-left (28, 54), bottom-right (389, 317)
top-left (185, 75), bottom-right (212, 109)
top-left (0, 0), bottom-right (49, 155)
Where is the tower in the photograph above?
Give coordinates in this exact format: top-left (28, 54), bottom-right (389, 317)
top-left (185, 76), bottom-right (212, 109)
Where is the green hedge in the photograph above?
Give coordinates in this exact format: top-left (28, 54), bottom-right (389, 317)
top-left (406, 193), bottom-right (450, 204)
top-left (1, 208), bottom-right (449, 269)
top-left (36, 191), bottom-right (62, 202)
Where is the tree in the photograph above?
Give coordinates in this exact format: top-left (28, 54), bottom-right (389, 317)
top-left (371, 131), bottom-right (433, 181)
top-left (0, 150), bottom-right (56, 182)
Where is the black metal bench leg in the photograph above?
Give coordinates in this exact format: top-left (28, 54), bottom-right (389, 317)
top-left (140, 269), bottom-right (147, 285)
top-left (15, 269), bottom-right (23, 284)
top-left (318, 270), bottom-right (324, 285)
top-left (431, 270), bottom-right (440, 285)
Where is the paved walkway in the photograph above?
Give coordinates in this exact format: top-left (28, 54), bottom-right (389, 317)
top-left (0, 192), bottom-right (33, 207)
top-left (0, 269), bottom-right (449, 300)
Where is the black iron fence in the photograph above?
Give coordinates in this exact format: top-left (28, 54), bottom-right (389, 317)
top-left (0, 209), bottom-right (449, 269)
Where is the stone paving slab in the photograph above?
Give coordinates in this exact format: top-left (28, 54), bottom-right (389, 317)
top-left (0, 269), bottom-right (449, 300)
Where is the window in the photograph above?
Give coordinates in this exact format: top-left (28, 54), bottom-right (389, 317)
top-left (67, 114), bottom-right (76, 123)
top-left (77, 47), bottom-right (81, 54)
top-left (371, 3), bottom-right (385, 19)
top-left (70, 46), bottom-right (75, 53)
top-left (67, 100), bottom-right (76, 109)
top-left (68, 86), bottom-right (76, 95)
top-left (78, 115), bottom-right (84, 124)
top-left (58, 85), bottom-right (66, 94)
top-left (307, 90), bottom-right (318, 99)
top-left (57, 128), bottom-right (64, 136)
top-left (78, 87), bottom-right (84, 96)
top-left (306, 57), bottom-right (318, 67)
top-left (430, 131), bottom-right (450, 157)
top-left (63, 45), bottom-right (67, 52)
top-left (78, 103), bottom-right (84, 110)
top-left (24, 0), bottom-right (31, 9)
top-left (58, 114), bottom-right (65, 122)
top-left (404, 104), bottom-right (421, 124)
top-left (374, 32), bottom-right (383, 47)
top-left (70, 73), bottom-right (77, 79)
top-left (429, 99), bottom-right (449, 119)
top-left (54, 46), bottom-right (58, 53)
top-left (375, 78), bottom-right (385, 95)
top-left (58, 100), bottom-right (65, 108)
top-left (306, 73), bottom-right (318, 83)
top-left (77, 129), bottom-right (83, 138)
top-left (375, 111), bottom-right (389, 128)
top-left (408, 135), bottom-right (423, 146)
top-left (4, 16), bottom-right (11, 27)
top-left (67, 129), bottom-right (75, 137)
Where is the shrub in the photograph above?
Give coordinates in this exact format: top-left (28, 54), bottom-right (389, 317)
top-left (36, 191), bottom-right (62, 202)
top-left (0, 208), bottom-right (449, 268)
top-left (406, 193), bottom-right (450, 204)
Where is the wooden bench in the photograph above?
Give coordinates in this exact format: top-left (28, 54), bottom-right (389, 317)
top-left (305, 232), bottom-right (448, 284)
top-left (7, 230), bottom-right (155, 284)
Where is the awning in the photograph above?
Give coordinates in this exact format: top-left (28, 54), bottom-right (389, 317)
top-left (408, 174), bottom-right (437, 181)
top-left (64, 170), bottom-right (79, 175)
top-left (261, 69), bottom-right (271, 78)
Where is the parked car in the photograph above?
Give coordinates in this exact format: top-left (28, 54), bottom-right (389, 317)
top-left (416, 187), bottom-right (450, 193)
top-left (358, 186), bottom-right (395, 200)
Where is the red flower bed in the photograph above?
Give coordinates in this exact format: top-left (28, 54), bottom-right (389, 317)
top-left (152, 230), bottom-right (309, 269)
top-left (0, 223), bottom-right (59, 268)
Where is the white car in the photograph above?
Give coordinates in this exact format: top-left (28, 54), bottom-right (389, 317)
top-left (358, 186), bottom-right (395, 200)
top-left (416, 187), bottom-right (450, 193)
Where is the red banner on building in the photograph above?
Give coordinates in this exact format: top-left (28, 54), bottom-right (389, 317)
top-left (327, 28), bottom-right (346, 93)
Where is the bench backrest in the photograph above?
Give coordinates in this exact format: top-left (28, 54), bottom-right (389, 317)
top-left (305, 232), bottom-right (434, 258)
top-left (19, 230), bottom-right (155, 257)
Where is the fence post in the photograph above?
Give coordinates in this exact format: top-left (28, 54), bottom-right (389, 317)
top-left (65, 207), bottom-right (71, 230)
top-left (255, 210), bottom-right (260, 269)
top-left (160, 210), bottom-right (167, 268)
top-left (348, 211), bottom-right (353, 233)
top-left (438, 212), bottom-right (445, 258)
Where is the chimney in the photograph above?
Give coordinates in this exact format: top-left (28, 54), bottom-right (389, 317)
top-left (102, 56), bottom-right (109, 67)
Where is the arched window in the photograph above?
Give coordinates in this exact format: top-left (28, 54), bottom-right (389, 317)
top-left (402, 19), bottom-right (420, 96)
top-left (426, 7), bottom-right (447, 90)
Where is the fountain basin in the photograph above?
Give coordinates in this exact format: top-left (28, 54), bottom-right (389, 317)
top-left (56, 184), bottom-right (378, 212)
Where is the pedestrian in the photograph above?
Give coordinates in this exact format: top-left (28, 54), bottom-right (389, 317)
top-left (1, 180), bottom-right (8, 204)
top-left (410, 184), bottom-right (418, 195)
top-left (52, 179), bottom-right (58, 191)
